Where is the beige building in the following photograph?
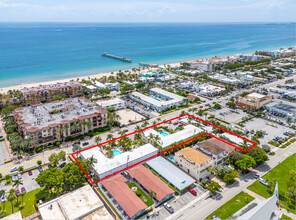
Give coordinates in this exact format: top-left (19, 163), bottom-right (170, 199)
top-left (13, 97), bottom-right (108, 147)
top-left (20, 81), bottom-right (83, 105)
top-left (235, 92), bottom-right (272, 110)
top-left (174, 147), bottom-right (213, 181)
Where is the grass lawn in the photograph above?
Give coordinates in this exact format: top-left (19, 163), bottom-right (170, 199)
top-left (281, 214), bottom-right (292, 220)
top-left (247, 153), bottom-right (296, 214)
top-left (205, 192), bottom-right (255, 220)
top-left (127, 183), bottom-right (154, 207)
top-left (0, 187), bottom-right (43, 218)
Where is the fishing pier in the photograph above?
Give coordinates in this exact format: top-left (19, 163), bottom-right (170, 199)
top-left (101, 52), bottom-right (132, 63)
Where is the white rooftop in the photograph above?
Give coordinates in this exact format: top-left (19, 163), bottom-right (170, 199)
top-left (97, 98), bottom-right (125, 107)
top-left (38, 185), bottom-right (113, 220)
top-left (2, 212), bottom-right (22, 220)
top-left (247, 92), bottom-right (265, 99)
top-left (81, 144), bottom-right (157, 175)
top-left (144, 124), bottom-right (203, 148)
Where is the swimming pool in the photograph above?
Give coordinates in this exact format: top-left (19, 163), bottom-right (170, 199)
top-left (160, 132), bottom-right (169, 136)
top-left (112, 149), bottom-right (122, 156)
top-left (170, 157), bottom-right (175, 162)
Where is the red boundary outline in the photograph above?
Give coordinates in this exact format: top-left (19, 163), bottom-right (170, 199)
top-left (71, 114), bottom-right (257, 184)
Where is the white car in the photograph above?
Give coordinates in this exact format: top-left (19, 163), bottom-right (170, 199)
top-left (1, 194), bottom-right (6, 203)
top-left (259, 178), bottom-right (268, 186)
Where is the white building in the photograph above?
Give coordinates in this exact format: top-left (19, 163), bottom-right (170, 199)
top-left (199, 84), bottom-right (225, 97)
top-left (129, 88), bottom-right (186, 112)
top-left (86, 85), bottom-right (98, 92)
top-left (210, 74), bottom-right (241, 84)
top-left (235, 53), bottom-right (263, 61)
top-left (123, 81), bottom-right (138, 87)
top-left (38, 185), bottom-right (114, 220)
top-left (174, 147), bottom-right (213, 181)
top-left (97, 98), bottom-right (126, 110)
top-left (144, 124), bottom-right (203, 148)
top-left (189, 61), bottom-right (213, 72)
top-left (95, 81), bottom-right (107, 89)
top-left (139, 77), bottom-right (155, 83)
top-left (80, 144), bottom-right (158, 179)
top-left (105, 82), bottom-right (120, 91)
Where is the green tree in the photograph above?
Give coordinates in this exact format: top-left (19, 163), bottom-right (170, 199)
top-left (246, 146), bottom-right (268, 165)
top-left (235, 155), bottom-right (256, 173)
top-left (37, 160), bottom-right (42, 166)
top-left (58, 151), bottom-right (66, 161)
top-left (0, 189), bottom-right (6, 211)
top-left (95, 136), bottom-right (102, 145)
top-left (223, 170), bottom-right (238, 184)
top-left (207, 181), bottom-right (222, 194)
top-left (7, 189), bottom-right (16, 213)
top-left (13, 179), bottom-right (23, 203)
top-left (149, 190), bottom-right (156, 206)
top-left (49, 153), bottom-right (59, 167)
top-left (18, 166), bottom-right (24, 172)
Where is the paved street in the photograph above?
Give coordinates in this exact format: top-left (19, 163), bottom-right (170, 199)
top-left (162, 142), bottom-right (296, 220)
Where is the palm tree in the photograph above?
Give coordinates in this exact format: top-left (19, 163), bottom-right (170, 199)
top-left (142, 121), bottom-right (149, 128)
top-left (153, 135), bottom-right (162, 147)
top-left (72, 144), bottom-right (80, 153)
top-left (105, 150), bottom-right (114, 158)
top-left (106, 134), bottom-right (114, 141)
top-left (94, 136), bottom-right (102, 146)
top-left (13, 180), bottom-right (23, 203)
top-left (0, 190), bottom-right (6, 211)
top-left (7, 189), bottom-right (15, 214)
top-left (134, 125), bottom-right (141, 132)
top-left (148, 133), bottom-right (155, 143)
top-left (118, 130), bottom-right (126, 137)
top-left (86, 155), bottom-right (98, 170)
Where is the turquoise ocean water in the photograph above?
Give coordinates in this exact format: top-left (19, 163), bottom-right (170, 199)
top-left (0, 22), bottom-right (295, 88)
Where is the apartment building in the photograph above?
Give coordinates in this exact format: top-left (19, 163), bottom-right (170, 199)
top-left (235, 92), bottom-right (272, 110)
top-left (20, 81), bottom-right (83, 105)
top-left (174, 147), bottom-right (213, 181)
top-left (13, 97), bottom-right (108, 147)
top-left (96, 98), bottom-right (126, 110)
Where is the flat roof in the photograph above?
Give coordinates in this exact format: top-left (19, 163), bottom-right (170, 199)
top-left (81, 144), bottom-right (158, 176)
top-left (2, 212), bottom-right (22, 220)
top-left (101, 174), bottom-right (147, 218)
top-left (127, 164), bottom-right (174, 201)
top-left (246, 92), bottom-right (266, 99)
top-left (146, 156), bottom-right (195, 191)
top-left (96, 98), bottom-right (125, 107)
top-left (144, 124), bottom-right (203, 148)
top-left (177, 147), bottom-right (211, 166)
top-left (38, 185), bottom-right (112, 220)
top-left (197, 137), bottom-right (235, 155)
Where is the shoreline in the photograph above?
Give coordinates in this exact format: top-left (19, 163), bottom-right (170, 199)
top-left (0, 44), bottom-right (294, 94)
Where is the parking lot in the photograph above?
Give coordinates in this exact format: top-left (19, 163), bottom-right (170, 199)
top-left (243, 118), bottom-right (294, 145)
top-left (124, 98), bottom-right (157, 119)
top-left (212, 108), bottom-right (249, 124)
top-left (116, 109), bottom-right (145, 126)
top-left (146, 184), bottom-right (207, 220)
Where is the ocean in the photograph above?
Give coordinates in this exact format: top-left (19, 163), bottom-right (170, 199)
top-left (0, 22), bottom-right (295, 88)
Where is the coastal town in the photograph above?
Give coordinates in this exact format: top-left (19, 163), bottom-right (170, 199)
top-left (0, 46), bottom-right (296, 220)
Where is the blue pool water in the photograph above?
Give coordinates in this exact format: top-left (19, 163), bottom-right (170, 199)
top-left (0, 22), bottom-right (294, 88)
top-left (170, 157), bottom-right (175, 162)
top-left (160, 132), bottom-right (169, 136)
top-left (112, 149), bottom-right (122, 156)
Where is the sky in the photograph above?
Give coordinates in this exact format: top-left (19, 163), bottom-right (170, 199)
top-left (0, 0), bottom-right (295, 22)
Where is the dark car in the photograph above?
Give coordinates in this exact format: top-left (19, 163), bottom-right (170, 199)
top-left (254, 174), bottom-right (259, 179)
top-left (189, 188), bottom-right (197, 196)
top-left (28, 170), bottom-right (33, 176)
top-left (82, 142), bottom-right (89, 146)
top-left (59, 162), bottom-right (66, 169)
top-left (21, 187), bottom-right (26, 193)
top-left (15, 189), bottom-right (20, 197)
top-left (48, 164), bottom-right (53, 168)
top-left (38, 166), bottom-right (44, 172)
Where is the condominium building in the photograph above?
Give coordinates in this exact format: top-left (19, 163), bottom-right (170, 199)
top-left (235, 92), bottom-right (272, 110)
top-left (13, 97), bottom-right (108, 147)
top-left (20, 81), bottom-right (83, 105)
top-left (189, 57), bottom-right (242, 72)
top-left (129, 88), bottom-right (186, 112)
top-left (174, 147), bottom-right (213, 181)
top-left (96, 98), bottom-right (126, 110)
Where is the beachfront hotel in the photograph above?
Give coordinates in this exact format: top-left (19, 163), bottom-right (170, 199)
top-left (13, 97), bottom-right (108, 147)
top-left (129, 88), bottom-right (186, 112)
top-left (20, 81), bottom-right (83, 105)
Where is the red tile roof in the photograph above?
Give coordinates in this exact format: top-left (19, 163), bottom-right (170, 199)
top-left (127, 164), bottom-right (174, 202)
top-left (101, 174), bottom-right (147, 218)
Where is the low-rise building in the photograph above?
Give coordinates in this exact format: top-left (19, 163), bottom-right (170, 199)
top-left (97, 98), bottom-right (126, 110)
top-left (209, 74), bottom-right (241, 84)
top-left (38, 185), bottom-right (114, 220)
top-left (13, 97), bottom-right (108, 147)
top-left (174, 147), bottom-right (213, 181)
top-left (2, 212), bottom-right (22, 220)
top-left (146, 156), bottom-right (195, 192)
top-left (101, 174), bottom-right (148, 219)
top-left (80, 144), bottom-right (158, 180)
top-left (235, 92), bottom-right (272, 110)
top-left (194, 137), bottom-right (235, 165)
top-left (105, 82), bottom-right (120, 91)
top-left (127, 164), bottom-right (175, 205)
top-left (198, 84), bottom-right (226, 97)
top-left (129, 88), bottom-right (186, 112)
top-left (20, 81), bottom-right (83, 105)
top-left (265, 100), bottom-right (296, 122)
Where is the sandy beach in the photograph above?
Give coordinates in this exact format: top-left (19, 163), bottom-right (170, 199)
top-left (0, 62), bottom-right (182, 94)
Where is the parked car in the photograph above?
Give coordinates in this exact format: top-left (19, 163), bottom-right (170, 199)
top-left (0, 195), bottom-right (6, 203)
top-left (82, 142), bottom-right (89, 146)
top-left (17, 173), bottom-right (22, 180)
top-left (28, 170), bottom-right (33, 176)
top-left (21, 187), bottom-right (26, 194)
top-left (48, 164), bottom-right (53, 168)
top-left (259, 178), bottom-right (268, 186)
top-left (10, 167), bottom-right (18, 172)
top-left (189, 188), bottom-right (197, 196)
top-left (163, 202), bottom-right (174, 213)
top-left (59, 162), bottom-right (66, 169)
top-left (11, 175), bottom-right (16, 182)
top-left (254, 174), bottom-right (259, 179)
top-left (38, 166), bottom-right (44, 172)
top-left (15, 189), bottom-right (20, 197)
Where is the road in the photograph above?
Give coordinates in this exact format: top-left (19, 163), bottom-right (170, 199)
top-left (165, 142), bottom-right (296, 220)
